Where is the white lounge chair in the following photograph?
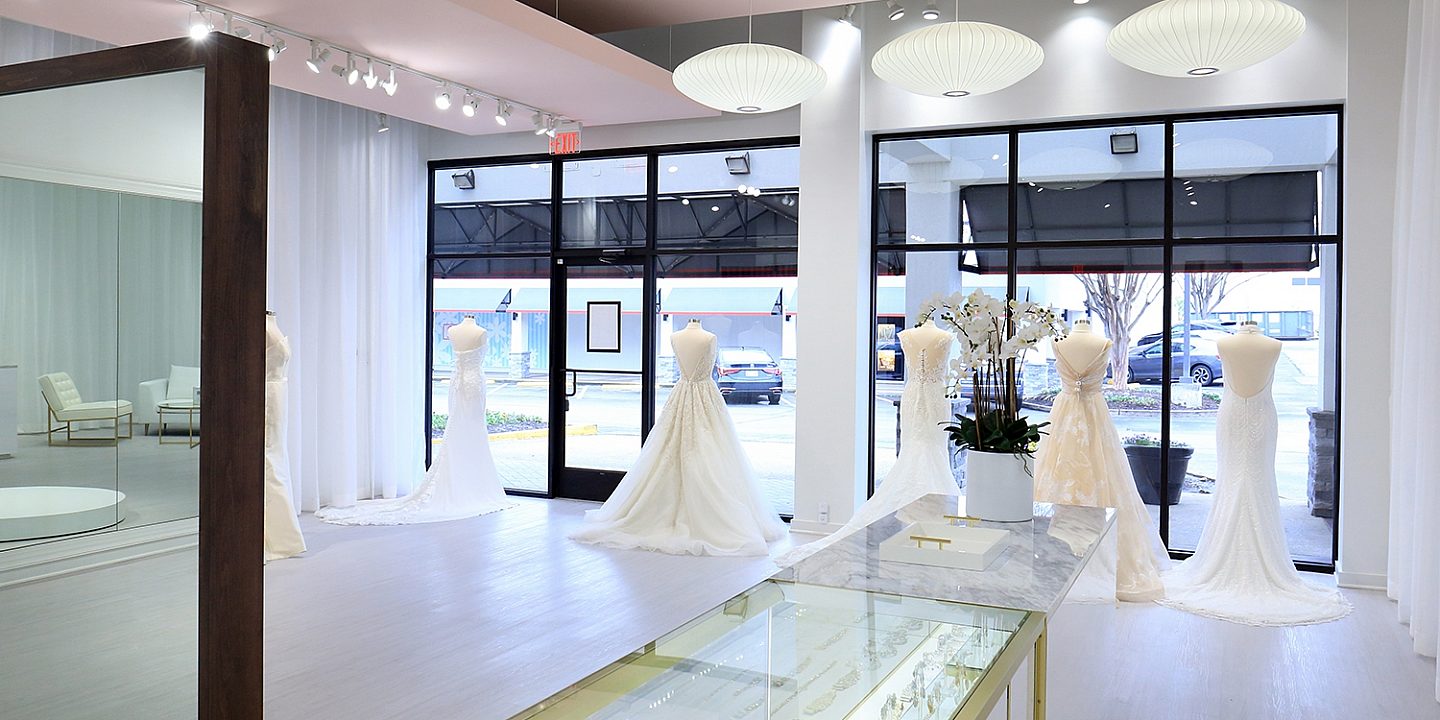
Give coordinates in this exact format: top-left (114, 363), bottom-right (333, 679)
top-left (38, 372), bottom-right (133, 445)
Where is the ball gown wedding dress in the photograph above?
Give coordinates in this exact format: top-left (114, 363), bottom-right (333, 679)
top-left (1161, 373), bottom-right (1350, 625)
top-left (263, 318), bottom-right (306, 562)
top-left (774, 325), bottom-right (957, 567)
top-left (1033, 346), bottom-right (1167, 602)
top-left (316, 341), bottom-right (514, 526)
top-left (569, 327), bottom-right (785, 556)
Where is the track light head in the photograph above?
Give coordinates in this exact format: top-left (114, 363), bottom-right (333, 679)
top-left (345, 55), bottom-right (359, 85)
top-left (921, 2), bottom-right (940, 20)
top-left (377, 113), bottom-right (390, 134)
top-left (461, 93), bottom-right (478, 118)
top-left (188, 9), bottom-right (213, 39)
top-left (533, 112), bottom-right (547, 135)
top-left (266, 33), bottom-right (286, 61)
top-left (362, 59), bottom-right (378, 89)
top-left (435, 85), bottom-right (452, 111)
top-left (886, 0), bottom-right (905, 21)
top-left (381, 66), bottom-right (398, 96)
top-left (495, 100), bottom-right (511, 126)
top-left (838, 4), bottom-right (858, 25)
top-left (305, 43), bottom-right (330, 73)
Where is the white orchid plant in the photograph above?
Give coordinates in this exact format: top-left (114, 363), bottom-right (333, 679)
top-left (919, 290), bottom-right (1068, 457)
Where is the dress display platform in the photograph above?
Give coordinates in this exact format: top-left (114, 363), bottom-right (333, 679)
top-left (570, 321), bottom-right (785, 556)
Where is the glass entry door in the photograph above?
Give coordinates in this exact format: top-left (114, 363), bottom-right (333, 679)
top-left (553, 256), bottom-right (652, 499)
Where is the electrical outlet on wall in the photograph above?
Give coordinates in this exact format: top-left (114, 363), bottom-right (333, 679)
top-left (818, 502), bottom-right (829, 524)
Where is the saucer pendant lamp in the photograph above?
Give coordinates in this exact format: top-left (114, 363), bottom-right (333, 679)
top-left (871, 22), bottom-right (1044, 98)
top-left (672, 1), bottom-right (825, 114)
top-left (1106, 0), bottom-right (1306, 77)
top-left (673, 43), bottom-right (826, 114)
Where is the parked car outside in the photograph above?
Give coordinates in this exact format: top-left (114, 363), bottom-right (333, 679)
top-left (714, 347), bottom-right (784, 404)
top-left (1127, 339), bottom-right (1224, 386)
top-left (1134, 321), bottom-right (1235, 347)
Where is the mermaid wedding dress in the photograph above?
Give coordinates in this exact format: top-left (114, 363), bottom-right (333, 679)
top-left (263, 316), bottom-right (306, 562)
top-left (570, 324), bottom-right (786, 556)
top-left (1161, 373), bottom-right (1350, 625)
top-left (317, 337), bottom-right (513, 526)
top-left (775, 324), bottom-right (957, 567)
top-left (1033, 345), bottom-right (1167, 602)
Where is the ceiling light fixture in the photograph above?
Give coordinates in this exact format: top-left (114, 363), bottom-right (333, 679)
top-left (533, 112), bottom-right (548, 135)
top-left (345, 54), bottom-right (360, 85)
top-left (188, 9), bottom-right (213, 39)
top-left (872, 21), bottom-right (1044, 98)
top-left (671, 2), bottom-right (826, 114)
top-left (887, 0), bottom-right (906, 20)
top-left (305, 42), bottom-right (330, 73)
top-left (1107, 0), bottom-right (1306, 78)
top-left (227, 16), bottom-right (252, 39)
top-left (922, 2), bottom-right (941, 20)
top-left (380, 66), bottom-right (398, 96)
top-left (265, 32), bottom-right (286, 61)
top-left (377, 113), bottom-right (390, 134)
top-left (461, 93), bottom-right (478, 118)
top-left (839, 4), bottom-right (858, 26)
top-left (1074, 0), bottom-right (1091, 4)
top-left (435, 84), bottom-right (452, 111)
top-left (494, 100), bottom-right (511, 126)
top-left (362, 59), bottom-right (378, 89)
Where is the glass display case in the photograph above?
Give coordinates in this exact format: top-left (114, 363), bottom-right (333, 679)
top-left (515, 580), bottom-right (1039, 720)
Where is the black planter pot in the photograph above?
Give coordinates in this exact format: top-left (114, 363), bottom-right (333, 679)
top-left (1123, 445), bottom-right (1192, 506)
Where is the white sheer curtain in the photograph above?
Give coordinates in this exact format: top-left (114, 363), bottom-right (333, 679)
top-left (1388, 0), bottom-right (1440, 701)
top-left (267, 88), bottom-right (428, 512)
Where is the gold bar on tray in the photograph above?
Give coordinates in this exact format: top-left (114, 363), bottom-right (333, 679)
top-left (943, 515), bottom-right (982, 525)
top-left (911, 535), bottom-right (952, 549)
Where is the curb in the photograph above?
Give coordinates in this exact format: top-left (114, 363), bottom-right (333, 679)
top-left (1020, 401), bottom-right (1218, 416)
top-left (431, 424), bottom-right (599, 443)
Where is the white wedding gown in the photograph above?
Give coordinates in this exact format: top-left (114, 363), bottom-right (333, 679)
top-left (1033, 347), bottom-right (1167, 602)
top-left (1161, 374), bottom-right (1350, 625)
top-left (316, 343), bottom-right (514, 525)
top-left (569, 330), bottom-right (785, 556)
top-left (263, 321), bottom-right (306, 562)
top-left (774, 327), bottom-right (957, 567)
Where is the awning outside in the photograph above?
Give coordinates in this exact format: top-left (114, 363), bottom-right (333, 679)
top-left (662, 287), bottom-right (782, 315)
top-left (788, 288), bottom-right (905, 316)
top-left (509, 287), bottom-right (550, 312)
top-left (564, 287), bottom-right (645, 312)
top-left (432, 287), bottom-right (512, 313)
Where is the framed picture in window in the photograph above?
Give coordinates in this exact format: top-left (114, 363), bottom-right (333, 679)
top-left (586, 300), bottom-right (622, 353)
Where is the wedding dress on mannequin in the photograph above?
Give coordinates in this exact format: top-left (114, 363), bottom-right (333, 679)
top-left (1033, 320), bottom-right (1166, 602)
top-left (775, 321), bottom-right (956, 567)
top-left (570, 320), bottom-right (785, 556)
top-left (1162, 324), bottom-right (1350, 625)
top-left (264, 313), bottom-right (306, 562)
top-left (317, 317), bottom-right (513, 525)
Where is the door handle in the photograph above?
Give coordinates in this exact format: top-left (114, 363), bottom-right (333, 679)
top-left (565, 369), bottom-right (577, 398)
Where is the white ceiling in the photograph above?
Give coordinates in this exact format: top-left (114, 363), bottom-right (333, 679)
top-left (0, 0), bottom-right (724, 135)
top-left (518, 0), bottom-right (850, 34)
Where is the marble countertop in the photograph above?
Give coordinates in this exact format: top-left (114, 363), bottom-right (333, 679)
top-left (775, 494), bottom-right (1115, 615)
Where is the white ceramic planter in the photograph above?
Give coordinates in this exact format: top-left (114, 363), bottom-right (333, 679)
top-left (964, 449), bottom-right (1034, 522)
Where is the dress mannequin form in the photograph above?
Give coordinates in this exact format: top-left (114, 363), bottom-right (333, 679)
top-left (449, 316), bottom-right (487, 354)
top-left (1051, 319), bottom-right (1110, 377)
top-left (1217, 323), bottom-right (1281, 398)
top-left (672, 319), bottom-right (712, 359)
top-left (1033, 316), bottom-right (1167, 601)
top-left (897, 318), bottom-right (949, 360)
top-left (263, 312), bottom-right (306, 562)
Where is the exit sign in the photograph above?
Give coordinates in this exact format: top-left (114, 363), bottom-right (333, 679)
top-left (549, 124), bottom-right (582, 155)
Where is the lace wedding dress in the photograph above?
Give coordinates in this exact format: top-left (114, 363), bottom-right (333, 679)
top-left (1033, 346), bottom-right (1167, 602)
top-left (775, 326), bottom-right (957, 567)
top-left (569, 328), bottom-right (785, 556)
top-left (1161, 374), bottom-right (1350, 625)
top-left (317, 342), bottom-right (514, 526)
top-left (263, 319), bottom-right (306, 562)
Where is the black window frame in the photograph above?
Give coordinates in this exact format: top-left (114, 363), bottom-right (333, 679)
top-left (870, 105), bottom-right (1344, 573)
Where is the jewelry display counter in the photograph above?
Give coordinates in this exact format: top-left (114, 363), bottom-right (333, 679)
top-left (514, 580), bottom-right (1038, 720)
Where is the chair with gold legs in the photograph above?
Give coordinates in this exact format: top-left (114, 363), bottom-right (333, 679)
top-left (38, 372), bottom-right (133, 446)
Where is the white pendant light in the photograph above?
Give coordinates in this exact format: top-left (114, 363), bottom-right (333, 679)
top-left (871, 22), bottom-right (1043, 98)
top-left (672, 2), bottom-right (825, 114)
top-left (673, 43), bottom-right (826, 114)
top-left (1106, 0), bottom-right (1306, 78)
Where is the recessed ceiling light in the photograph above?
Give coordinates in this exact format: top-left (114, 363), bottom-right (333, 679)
top-left (991, 154), bottom-right (1000, 160)
top-left (667, 165), bottom-right (678, 173)
top-left (1189, 200), bottom-right (1198, 205)
top-left (682, 198), bottom-right (691, 205)
top-left (711, 205), bottom-right (720, 212)
top-left (1103, 203), bottom-right (1111, 208)
top-left (1074, 0), bottom-right (1090, 4)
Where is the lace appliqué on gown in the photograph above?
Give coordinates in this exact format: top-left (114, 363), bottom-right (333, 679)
top-left (774, 328), bottom-right (957, 567)
top-left (569, 332), bottom-right (786, 557)
top-left (1160, 378), bottom-right (1350, 626)
top-left (1033, 348), bottom-right (1166, 603)
top-left (316, 344), bottom-right (514, 526)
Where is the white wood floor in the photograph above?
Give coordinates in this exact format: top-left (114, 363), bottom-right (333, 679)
top-left (4, 496), bottom-right (1438, 719)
